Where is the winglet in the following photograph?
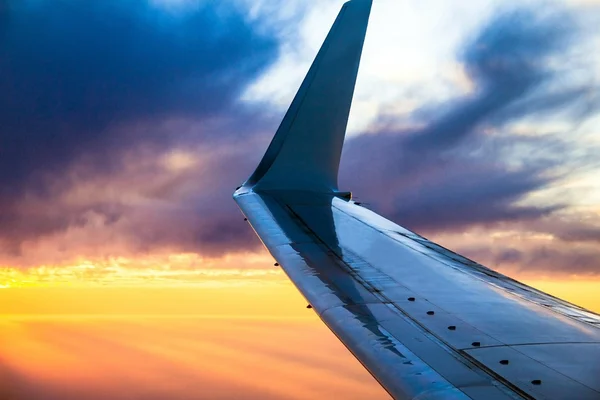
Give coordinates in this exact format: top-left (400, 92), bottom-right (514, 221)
top-left (245, 0), bottom-right (372, 193)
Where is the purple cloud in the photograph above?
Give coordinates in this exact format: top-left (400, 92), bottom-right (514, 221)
top-left (1, 1), bottom-right (599, 276)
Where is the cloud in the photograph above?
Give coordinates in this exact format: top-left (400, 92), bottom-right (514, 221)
top-left (338, 4), bottom-right (600, 275)
top-left (554, 225), bottom-right (600, 243)
top-left (341, 4), bottom-right (597, 230)
top-left (0, 0), bottom-right (278, 256)
top-left (1, 1), bottom-right (599, 277)
top-left (0, 0), bottom-right (276, 189)
top-left (454, 240), bottom-right (600, 277)
top-left (0, 124), bottom-right (268, 261)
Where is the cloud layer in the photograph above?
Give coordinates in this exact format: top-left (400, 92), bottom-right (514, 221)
top-left (1, 1), bottom-right (599, 276)
top-left (0, 0), bottom-right (276, 255)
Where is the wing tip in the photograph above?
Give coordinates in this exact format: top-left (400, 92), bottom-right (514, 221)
top-left (242, 0), bottom-right (372, 194)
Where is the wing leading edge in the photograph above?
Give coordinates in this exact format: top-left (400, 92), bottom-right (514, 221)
top-left (234, 1), bottom-right (600, 399)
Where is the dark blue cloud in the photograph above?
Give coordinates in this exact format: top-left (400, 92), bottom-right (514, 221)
top-left (0, 0), bottom-right (277, 193)
top-left (406, 7), bottom-right (576, 150)
top-left (0, 0), bottom-right (278, 251)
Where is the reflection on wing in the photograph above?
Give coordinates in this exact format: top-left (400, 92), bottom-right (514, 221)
top-left (234, 1), bottom-right (600, 399)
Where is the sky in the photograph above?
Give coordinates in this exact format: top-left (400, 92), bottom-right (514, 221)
top-left (1, 0), bottom-right (600, 399)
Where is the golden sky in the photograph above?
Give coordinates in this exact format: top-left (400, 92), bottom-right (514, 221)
top-left (1, 266), bottom-right (599, 400)
top-left (1, 279), bottom-right (392, 400)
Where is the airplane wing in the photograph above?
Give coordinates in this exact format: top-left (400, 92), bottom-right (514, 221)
top-left (233, 1), bottom-right (600, 399)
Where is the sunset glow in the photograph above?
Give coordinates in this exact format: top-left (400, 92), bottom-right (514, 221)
top-left (2, 270), bottom-right (599, 400)
top-left (1, 279), bottom-right (391, 400)
top-left (2, 0), bottom-right (599, 398)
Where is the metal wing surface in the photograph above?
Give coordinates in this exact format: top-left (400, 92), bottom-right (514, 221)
top-left (233, 1), bottom-right (600, 399)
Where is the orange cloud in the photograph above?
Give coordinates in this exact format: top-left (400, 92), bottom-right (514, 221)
top-left (0, 252), bottom-right (282, 289)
